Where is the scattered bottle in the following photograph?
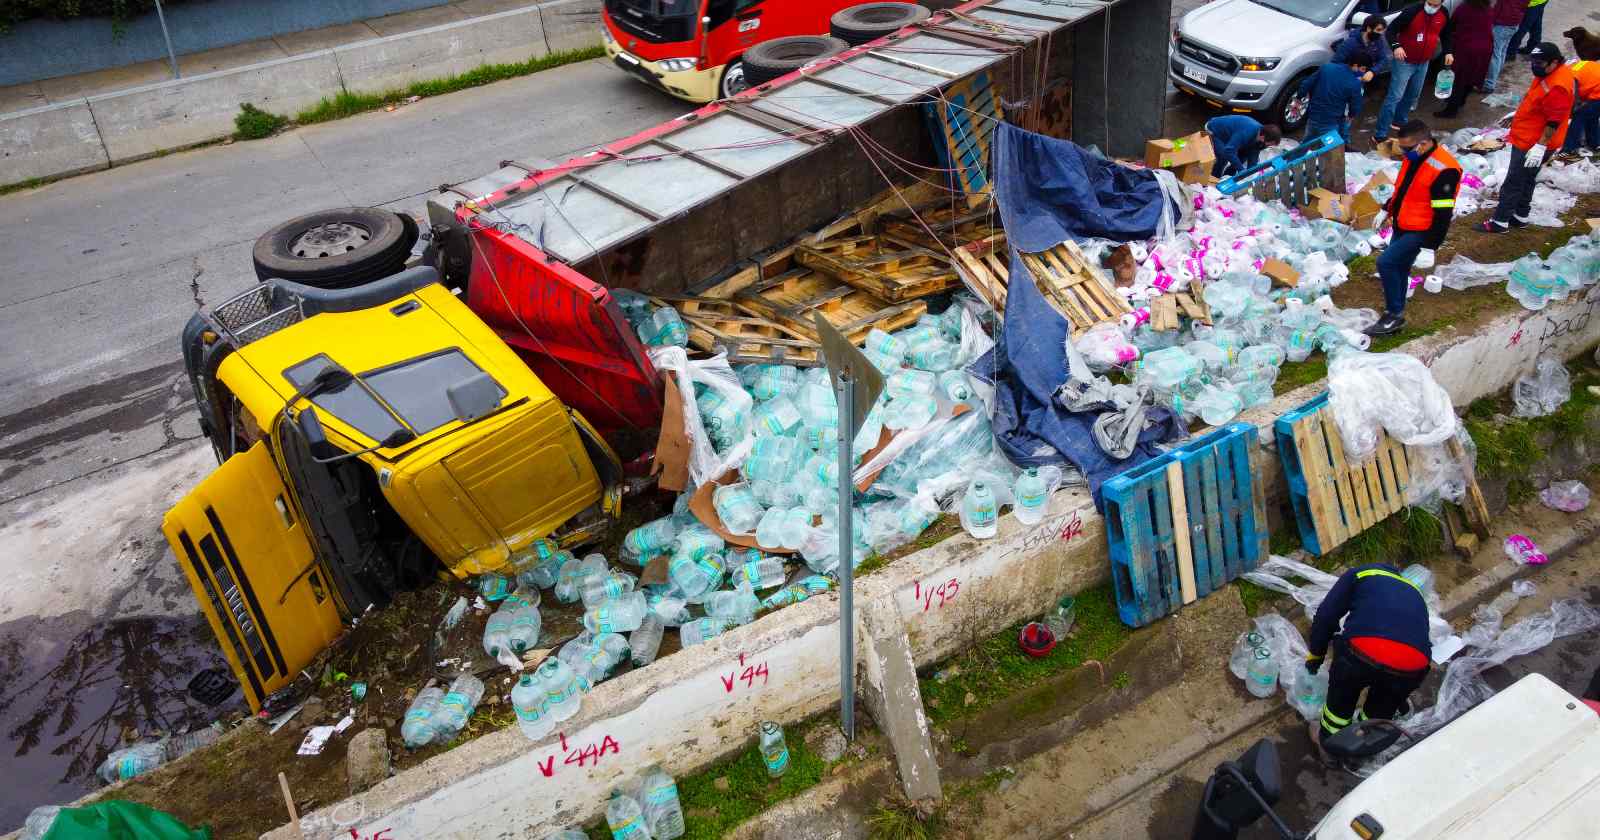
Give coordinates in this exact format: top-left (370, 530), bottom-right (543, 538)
top-left (1245, 647), bottom-right (1278, 699)
top-left (506, 595), bottom-right (543, 654)
top-left (631, 612), bottom-right (666, 667)
top-left (646, 587), bottom-right (692, 626)
top-left (401, 686), bottom-right (446, 748)
top-left (606, 789), bottom-right (654, 840)
top-left (907, 340), bottom-right (958, 372)
top-left (742, 436), bottom-right (802, 482)
top-left (582, 570), bottom-right (639, 608)
top-left (733, 554), bottom-right (786, 590)
top-left (939, 369), bottom-right (975, 403)
top-left (483, 604), bottom-right (514, 660)
top-left (583, 591), bottom-right (650, 634)
top-left (478, 573), bottom-right (516, 602)
top-left (705, 582), bottom-right (761, 627)
top-left (539, 658), bottom-right (584, 722)
top-left (668, 546), bottom-right (725, 598)
top-left (437, 674), bottom-right (485, 740)
top-left (555, 554), bottom-right (607, 604)
top-left (640, 307), bottom-right (688, 348)
top-left (753, 396), bottom-right (804, 438)
top-left (962, 479), bottom-right (999, 539)
top-left (640, 764), bottom-right (686, 840)
top-left (747, 364), bottom-right (800, 402)
top-left (1229, 631), bottom-right (1267, 679)
top-left (96, 741), bottom-right (166, 784)
top-left (1292, 663), bottom-right (1328, 713)
top-left (864, 327), bottom-right (907, 360)
top-left (1013, 468), bottom-right (1049, 525)
top-left (518, 548), bottom-right (570, 591)
top-left (512, 673), bottom-right (554, 742)
top-left (758, 721), bottom-right (790, 778)
top-left (679, 616), bottom-right (729, 647)
top-left (713, 483), bottom-right (764, 535)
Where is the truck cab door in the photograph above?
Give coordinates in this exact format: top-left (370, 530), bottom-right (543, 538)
top-left (704, 0), bottom-right (768, 65)
top-left (162, 441), bottom-right (343, 713)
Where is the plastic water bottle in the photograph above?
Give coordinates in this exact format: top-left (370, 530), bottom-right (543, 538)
top-left (884, 394), bottom-right (938, 430)
top-left (939, 370), bottom-right (975, 404)
top-left (742, 436), bottom-right (802, 482)
top-left (607, 790), bottom-right (654, 840)
top-left (478, 573), bottom-right (516, 602)
top-left (713, 483), bottom-right (764, 535)
top-left (518, 548), bottom-right (570, 591)
top-left (556, 554), bottom-right (607, 604)
top-left (1133, 346), bottom-right (1201, 390)
top-left (865, 327), bottom-right (907, 360)
top-left (1238, 344), bottom-right (1284, 370)
top-left (1193, 385), bottom-right (1244, 427)
top-left (734, 555), bottom-right (786, 589)
top-left (646, 587), bottom-right (691, 626)
top-left (1433, 67), bottom-right (1454, 99)
top-left (1229, 631), bottom-right (1267, 679)
top-left (1245, 647), bottom-right (1278, 699)
top-left (962, 480), bottom-right (999, 538)
top-left (96, 741), bottom-right (166, 784)
top-left (631, 612), bottom-right (666, 667)
top-left (1185, 340), bottom-right (1228, 373)
top-left (680, 616), bottom-right (729, 647)
top-left (539, 658), bottom-right (583, 722)
top-left (582, 570), bottom-right (639, 608)
top-left (758, 721), bottom-right (790, 778)
top-left (640, 765), bottom-right (686, 840)
top-left (401, 686), bottom-right (446, 748)
top-left (583, 591), bottom-right (649, 634)
top-left (483, 604), bottom-right (514, 659)
top-left (641, 307), bottom-right (688, 348)
top-left (624, 518), bottom-right (679, 564)
top-left (886, 369), bottom-right (937, 400)
top-left (1293, 664), bottom-right (1328, 712)
top-left (506, 596), bottom-right (543, 654)
top-left (747, 364), bottom-right (800, 401)
top-left (706, 582), bottom-right (761, 626)
top-left (437, 674), bottom-right (484, 739)
top-left (669, 546), bottom-right (725, 598)
top-left (1013, 468), bottom-right (1049, 525)
top-left (512, 673), bottom-right (554, 742)
top-left (753, 396), bottom-right (803, 438)
top-left (907, 340), bottom-right (959, 372)
top-left (560, 634), bottom-right (625, 686)
top-left (1508, 255), bottom-right (1566, 310)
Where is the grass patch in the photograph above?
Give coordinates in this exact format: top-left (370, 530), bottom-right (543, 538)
top-left (295, 45), bottom-right (604, 125)
top-left (1326, 506), bottom-right (1442, 568)
top-left (1236, 579), bottom-right (1274, 616)
top-left (918, 583), bottom-right (1131, 727)
top-left (673, 730), bottom-right (827, 840)
top-left (1466, 362), bottom-right (1600, 481)
top-left (867, 802), bottom-right (942, 840)
top-left (233, 103), bottom-right (287, 140)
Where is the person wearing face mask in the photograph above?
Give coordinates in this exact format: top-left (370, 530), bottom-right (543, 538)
top-left (1375, 0), bottom-right (1455, 144)
top-left (1300, 49), bottom-right (1372, 140)
top-left (1337, 16), bottom-right (1391, 82)
top-left (1368, 120), bottom-right (1460, 337)
top-left (1480, 43), bottom-right (1573, 233)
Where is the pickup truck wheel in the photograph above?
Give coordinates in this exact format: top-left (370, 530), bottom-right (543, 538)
top-left (830, 3), bottom-right (931, 46)
top-left (1270, 70), bottom-right (1315, 131)
top-left (743, 35), bottom-right (849, 87)
top-left (720, 59), bottom-right (749, 98)
top-left (253, 207), bottom-right (419, 289)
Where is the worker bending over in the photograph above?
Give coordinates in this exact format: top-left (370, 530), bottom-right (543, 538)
top-left (1306, 563), bottom-right (1432, 750)
top-left (1205, 115), bottom-right (1282, 178)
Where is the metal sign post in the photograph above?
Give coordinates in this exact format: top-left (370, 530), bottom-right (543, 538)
top-left (153, 0), bottom-right (181, 79)
top-left (814, 315), bottom-right (884, 741)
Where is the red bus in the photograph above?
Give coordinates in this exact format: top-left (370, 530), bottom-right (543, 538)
top-left (601, 0), bottom-right (920, 102)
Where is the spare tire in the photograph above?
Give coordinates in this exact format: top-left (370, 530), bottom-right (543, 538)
top-left (253, 207), bottom-right (418, 289)
top-left (830, 3), bottom-right (931, 46)
top-left (743, 35), bottom-right (850, 87)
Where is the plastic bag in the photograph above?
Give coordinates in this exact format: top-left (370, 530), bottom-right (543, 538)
top-left (1522, 185), bottom-right (1577, 228)
top-left (1511, 355), bottom-right (1570, 418)
top-left (1539, 480), bottom-right (1591, 512)
top-left (648, 347), bottom-right (754, 487)
top-left (1240, 554), bottom-right (1338, 621)
top-left (1327, 351), bottom-right (1458, 462)
top-left (1404, 428), bottom-right (1477, 509)
top-left (1435, 255), bottom-right (1512, 291)
top-left (1244, 613), bottom-right (1323, 722)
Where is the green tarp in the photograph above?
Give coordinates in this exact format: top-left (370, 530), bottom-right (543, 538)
top-left (42, 801), bottom-right (210, 840)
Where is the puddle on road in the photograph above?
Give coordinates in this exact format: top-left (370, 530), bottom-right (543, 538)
top-left (0, 610), bottom-right (237, 832)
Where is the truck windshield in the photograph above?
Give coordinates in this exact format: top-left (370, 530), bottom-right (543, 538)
top-left (285, 350), bottom-right (506, 444)
top-left (605, 0), bottom-right (699, 43)
top-left (1249, 0), bottom-right (1350, 26)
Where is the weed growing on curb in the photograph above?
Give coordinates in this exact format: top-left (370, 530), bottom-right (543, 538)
top-left (233, 103), bottom-right (287, 140)
top-left (672, 732), bottom-right (826, 840)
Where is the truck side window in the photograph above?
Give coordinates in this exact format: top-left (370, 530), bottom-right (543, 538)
top-left (706, 0), bottom-right (760, 30)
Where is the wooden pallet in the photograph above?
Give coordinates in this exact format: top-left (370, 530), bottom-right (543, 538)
top-left (795, 236), bottom-right (959, 303)
top-left (925, 71), bottom-right (999, 206)
top-left (1018, 240), bottom-right (1131, 330)
top-left (1148, 292), bottom-right (1211, 332)
top-left (878, 194), bottom-right (998, 251)
top-left (1275, 393), bottom-right (1415, 556)
top-left (651, 295), bottom-right (821, 366)
top-left (1104, 423), bottom-right (1268, 628)
top-left (952, 233), bottom-right (1009, 312)
top-left (735, 267), bottom-right (925, 345)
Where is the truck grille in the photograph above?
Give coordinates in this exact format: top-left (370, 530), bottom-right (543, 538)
top-left (211, 284), bottom-right (303, 348)
top-left (1177, 37), bottom-right (1237, 74)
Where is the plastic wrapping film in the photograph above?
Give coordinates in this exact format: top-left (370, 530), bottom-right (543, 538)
top-left (1434, 255), bottom-right (1512, 291)
top-left (1511, 354), bottom-right (1571, 418)
top-left (648, 347), bottom-right (754, 489)
top-left (1327, 350), bottom-right (1459, 462)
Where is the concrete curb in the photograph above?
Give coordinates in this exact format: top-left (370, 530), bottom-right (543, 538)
top-left (0, 0), bottom-right (601, 186)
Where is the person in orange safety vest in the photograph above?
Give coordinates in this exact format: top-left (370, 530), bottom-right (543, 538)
top-left (1481, 42), bottom-right (1573, 232)
top-left (1366, 120), bottom-right (1461, 337)
top-left (1555, 56), bottom-right (1600, 159)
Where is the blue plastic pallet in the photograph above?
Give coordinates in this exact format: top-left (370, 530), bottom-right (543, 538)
top-left (1275, 392), bottom-right (1414, 557)
top-left (923, 72), bottom-right (998, 199)
top-left (1103, 423), bottom-right (1268, 628)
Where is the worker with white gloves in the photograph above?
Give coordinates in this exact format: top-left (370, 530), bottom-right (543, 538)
top-left (1480, 42), bottom-right (1574, 233)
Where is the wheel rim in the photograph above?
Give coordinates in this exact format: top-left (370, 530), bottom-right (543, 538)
top-left (723, 62), bottom-right (748, 97)
top-left (1284, 92), bottom-right (1309, 126)
top-left (291, 221), bottom-right (372, 259)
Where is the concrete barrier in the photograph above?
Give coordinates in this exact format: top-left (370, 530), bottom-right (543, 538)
top-left (261, 286), bottom-right (1600, 840)
top-left (0, 0), bottom-right (602, 186)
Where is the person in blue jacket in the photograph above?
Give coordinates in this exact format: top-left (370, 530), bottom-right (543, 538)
top-left (1305, 564), bottom-right (1432, 749)
top-left (1299, 48), bottom-right (1373, 140)
top-left (1205, 115), bottom-right (1282, 177)
top-left (1338, 14), bottom-right (1394, 81)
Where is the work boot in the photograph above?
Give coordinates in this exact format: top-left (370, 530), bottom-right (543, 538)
top-left (1364, 313), bottom-right (1405, 337)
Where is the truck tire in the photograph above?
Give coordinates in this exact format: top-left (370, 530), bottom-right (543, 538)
top-left (830, 3), bottom-right (931, 46)
top-left (720, 58), bottom-right (749, 98)
top-left (252, 207), bottom-right (418, 289)
top-left (743, 36), bottom-right (850, 87)
top-left (1269, 70), bottom-right (1316, 132)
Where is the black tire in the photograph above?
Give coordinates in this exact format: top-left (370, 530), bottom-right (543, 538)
top-left (830, 3), bottom-right (931, 46)
top-left (1270, 70), bottom-right (1316, 132)
top-left (743, 35), bottom-right (850, 87)
top-left (720, 58), bottom-right (750, 99)
top-left (252, 207), bottom-right (419, 289)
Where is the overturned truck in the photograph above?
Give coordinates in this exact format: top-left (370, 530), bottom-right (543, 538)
top-left (166, 0), bottom-right (1171, 715)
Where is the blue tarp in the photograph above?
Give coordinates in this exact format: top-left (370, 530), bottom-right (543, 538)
top-left (973, 252), bottom-right (1186, 508)
top-left (991, 122), bottom-right (1175, 250)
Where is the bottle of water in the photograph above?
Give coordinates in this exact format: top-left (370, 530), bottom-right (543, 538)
top-left (741, 436), bottom-right (802, 482)
top-left (583, 591), bottom-right (649, 634)
top-left (483, 604), bottom-right (514, 659)
top-left (512, 673), bottom-right (554, 742)
top-left (939, 369), bottom-right (975, 404)
top-left (864, 327), bottom-right (907, 361)
top-left (478, 573), bottom-right (516, 603)
top-left (506, 596), bottom-right (543, 654)
top-left (884, 394), bottom-right (938, 430)
top-left (607, 790), bottom-right (654, 840)
top-left (539, 658), bottom-right (584, 722)
top-left (640, 764), bottom-right (686, 840)
top-left (1193, 384), bottom-right (1244, 427)
top-left (886, 369), bottom-right (937, 399)
top-left (713, 483), bottom-right (765, 535)
top-left (734, 555), bottom-right (786, 590)
top-left (706, 582), bottom-right (761, 626)
top-left (555, 554), bottom-right (607, 604)
top-left (907, 340), bottom-right (958, 372)
top-left (582, 570), bottom-right (639, 608)
top-left (1132, 346), bottom-right (1201, 390)
top-left (559, 636), bottom-right (615, 687)
top-left (1433, 67), bottom-right (1454, 99)
top-left (96, 741), bottom-right (166, 784)
top-left (624, 518), bottom-right (679, 565)
top-left (401, 686), bottom-right (446, 748)
top-left (640, 307), bottom-right (688, 348)
top-left (669, 548), bottom-right (725, 598)
top-left (758, 721), bottom-right (790, 778)
top-left (1013, 468), bottom-right (1049, 525)
top-left (1228, 633), bottom-right (1267, 678)
top-left (646, 587), bottom-right (691, 626)
top-left (778, 508), bottom-right (815, 549)
top-left (962, 480), bottom-right (999, 538)
top-left (1238, 344), bottom-right (1284, 370)
top-left (748, 364), bottom-right (800, 401)
top-left (1245, 647), bottom-right (1278, 699)
top-left (753, 396), bottom-right (803, 437)
top-left (437, 674), bottom-right (484, 740)
top-left (518, 548), bottom-right (570, 591)
top-left (1293, 664), bottom-right (1328, 712)
top-left (1184, 340), bottom-right (1228, 373)
top-left (631, 612), bottom-right (666, 667)
top-left (1508, 255), bottom-right (1565, 310)
top-left (680, 616), bottom-right (729, 647)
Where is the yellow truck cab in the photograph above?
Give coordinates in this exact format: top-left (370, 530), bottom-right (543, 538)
top-left (166, 266), bottom-right (621, 712)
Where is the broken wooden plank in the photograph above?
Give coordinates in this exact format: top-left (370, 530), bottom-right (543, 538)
top-left (796, 239), bottom-right (959, 302)
top-left (735, 268), bottom-right (926, 344)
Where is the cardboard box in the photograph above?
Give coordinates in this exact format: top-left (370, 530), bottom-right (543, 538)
top-left (1349, 170), bottom-right (1393, 229)
top-left (1586, 217), bottom-right (1598, 234)
top-left (1373, 138), bottom-right (1405, 161)
top-left (1303, 188), bottom-right (1354, 222)
top-left (1145, 131), bottom-right (1215, 170)
top-left (1171, 161), bottom-right (1218, 185)
top-left (1261, 258), bottom-right (1299, 289)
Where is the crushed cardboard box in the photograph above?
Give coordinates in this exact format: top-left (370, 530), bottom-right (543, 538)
top-left (1172, 161), bottom-right (1218, 185)
top-left (1145, 131), bottom-right (1215, 170)
top-left (1349, 170), bottom-right (1392, 229)
top-left (1373, 138), bottom-right (1405, 161)
top-left (1303, 188), bottom-right (1354, 223)
top-left (1262, 258), bottom-right (1299, 289)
